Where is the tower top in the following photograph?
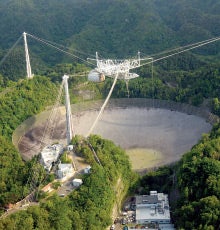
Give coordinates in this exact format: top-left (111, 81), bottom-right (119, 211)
top-left (62, 74), bottom-right (69, 80)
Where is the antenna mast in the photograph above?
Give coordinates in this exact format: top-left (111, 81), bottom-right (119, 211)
top-left (62, 75), bottom-right (73, 145)
top-left (23, 32), bottom-right (33, 79)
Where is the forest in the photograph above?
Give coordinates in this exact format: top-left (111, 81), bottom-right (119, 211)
top-left (174, 123), bottom-right (220, 229)
top-left (0, 76), bottom-right (58, 207)
top-left (0, 0), bottom-right (220, 79)
top-left (0, 0), bottom-right (220, 229)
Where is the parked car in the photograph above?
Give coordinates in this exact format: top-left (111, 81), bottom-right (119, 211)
top-left (110, 224), bottom-right (115, 230)
top-left (114, 217), bottom-right (119, 224)
top-left (122, 218), bottom-right (127, 225)
top-left (122, 211), bottom-right (128, 216)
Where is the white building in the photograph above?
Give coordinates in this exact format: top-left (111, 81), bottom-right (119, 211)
top-left (135, 191), bottom-right (171, 225)
top-left (57, 163), bottom-right (73, 179)
top-left (84, 165), bottom-right (91, 174)
top-left (67, 145), bottom-right (73, 151)
top-left (40, 144), bottom-right (63, 172)
top-left (72, 178), bottom-right (83, 187)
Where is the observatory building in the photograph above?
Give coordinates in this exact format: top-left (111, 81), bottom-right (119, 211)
top-left (135, 191), bottom-right (172, 226)
top-left (72, 178), bottom-right (83, 187)
top-left (57, 163), bottom-right (74, 179)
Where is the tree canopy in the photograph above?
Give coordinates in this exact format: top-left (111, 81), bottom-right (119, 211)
top-left (0, 76), bottom-right (58, 208)
top-left (174, 122), bottom-right (220, 229)
top-left (0, 0), bottom-right (219, 79)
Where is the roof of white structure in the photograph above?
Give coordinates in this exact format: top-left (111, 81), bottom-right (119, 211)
top-left (136, 206), bottom-right (171, 222)
top-left (58, 163), bottom-right (73, 170)
top-left (136, 192), bottom-right (169, 206)
top-left (136, 195), bottom-right (159, 205)
top-left (136, 192), bottom-right (171, 222)
top-left (72, 178), bottom-right (83, 183)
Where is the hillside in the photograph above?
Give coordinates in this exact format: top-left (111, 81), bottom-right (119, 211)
top-left (0, 77), bottom-right (58, 207)
top-left (174, 122), bottom-right (220, 229)
top-left (0, 0), bottom-right (220, 79)
top-left (0, 135), bottom-right (134, 230)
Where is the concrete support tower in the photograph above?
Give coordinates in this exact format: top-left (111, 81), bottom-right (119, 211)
top-left (62, 75), bottom-right (73, 145)
top-left (23, 32), bottom-right (33, 79)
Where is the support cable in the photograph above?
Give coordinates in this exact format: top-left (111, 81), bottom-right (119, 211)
top-left (136, 36), bottom-right (220, 69)
top-left (26, 33), bottom-right (96, 67)
top-left (125, 80), bottom-right (130, 98)
top-left (24, 80), bottom-right (65, 201)
top-left (141, 36), bottom-right (220, 59)
top-left (0, 35), bottom-right (23, 67)
top-left (86, 140), bottom-right (102, 166)
top-left (40, 80), bottom-right (64, 148)
top-left (86, 72), bottom-right (119, 137)
top-left (27, 33), bottom-right (96, 58)
top-left (151, 57), bottom-right (154, 107)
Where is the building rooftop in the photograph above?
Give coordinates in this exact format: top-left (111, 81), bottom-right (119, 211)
top-left (58, 163), bottom-right (72, 170)
top-left (73, 178), bottom-right (83, 183)
top-left (135, 191), bottom-right (171, 224)
top-left (136, 206), bottom-right (171, 222)
top-left (136, 195), bottom-right (159, 206)
top-left (57, 163), bottom-right (73, 179)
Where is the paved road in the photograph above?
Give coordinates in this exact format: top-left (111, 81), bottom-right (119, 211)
top-left (57, 174), bottom-right (78, 197)
top-left (1, 202), bottom-right (38, 219)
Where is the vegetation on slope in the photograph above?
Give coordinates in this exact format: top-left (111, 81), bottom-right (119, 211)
top-left (0, 0), bottom-right (219, 79)
top-left (173, 123), bottom-right (220, 229)
top-left (0, 76), bottom-right (58, 208)
top-left (0, 135), bottom-right (134, 230)
top-left (0, 0), bottom-right (219, 111)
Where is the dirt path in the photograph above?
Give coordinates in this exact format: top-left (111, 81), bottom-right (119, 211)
top-left (112, 177), bottom-right (123, 221)
top-left (107, 177), bottom-right (124, 230)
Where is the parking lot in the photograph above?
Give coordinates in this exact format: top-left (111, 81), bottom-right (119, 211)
top-left (109, 197), bottom-right (136, 230)
top-left (57, 175), bottom-right (75, 197)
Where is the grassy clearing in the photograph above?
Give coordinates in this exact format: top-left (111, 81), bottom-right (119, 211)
top-left (126, 148), bottom-right (164, 170)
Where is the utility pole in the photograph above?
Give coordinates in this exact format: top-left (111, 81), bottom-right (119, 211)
top-left (62, 75), bottom-right (73, 145)
top-left (23, 32), bottom-right (33, 79)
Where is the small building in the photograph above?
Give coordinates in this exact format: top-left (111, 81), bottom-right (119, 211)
top-left (57, 163), bottom-right (73, 179)
top-left (40, 144), bottom-right (63, 172)
top-left (67, 145), bottom-right (73, 151)
top-left (72, 178), bottom-right (83, 187)
top-left (135, 191), bottom-right (172, 226)
top-left (84, 165), bottom-right (91, 174)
